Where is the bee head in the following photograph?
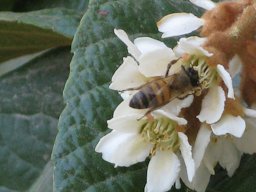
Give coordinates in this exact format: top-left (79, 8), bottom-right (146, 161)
top-left (187, 67), bottom-right (199, 87)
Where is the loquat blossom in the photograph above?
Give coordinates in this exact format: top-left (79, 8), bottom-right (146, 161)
top-left (181, 107), bottom-right (256, 192)
top-left (156, 1), bottom-right (256, 191)
top-left (96, 98), bottom-right (195, 192)
top-left (96, 29), bottom-right (198, 192)
top-left (96, 0), bottom-right (256, 190)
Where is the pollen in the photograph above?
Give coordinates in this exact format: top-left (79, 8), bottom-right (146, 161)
top-left (139, 118), bottom-right (180, 155)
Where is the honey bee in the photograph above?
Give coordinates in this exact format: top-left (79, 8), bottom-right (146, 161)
top-left (123, 61), bottom-right (200, 116)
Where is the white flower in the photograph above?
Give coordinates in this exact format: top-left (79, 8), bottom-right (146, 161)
top-left (184, 107), bottom-right (256, 192)
top-left (96, 100), bottom-right (195, 192)
top-left (111, 29), bottom-right (177, 80)
top-left (157, 0), bottom-right (216, 38)
top-left (171, 36), bottom-right (235, 125)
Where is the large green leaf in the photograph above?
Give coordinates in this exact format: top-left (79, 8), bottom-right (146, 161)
top-left (52, 0), bottom-right (203, 191)
top-left (14, 0), bottom-right (89, 12)
top-left (0, 48), bottom-right (71, 191)
top-left (0, 8), bottom-right (81, 62)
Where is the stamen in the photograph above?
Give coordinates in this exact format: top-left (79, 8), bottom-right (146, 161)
top-left (139, 118), bottom-right (180, 154)
top-left (185, 56), bottom-right (218, 90)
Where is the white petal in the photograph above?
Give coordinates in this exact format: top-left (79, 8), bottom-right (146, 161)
top-left (217, 64), bottom-right (234, 99)
top-left (191, 163), bottom-right (211, 192)
top-left (193, 124), bottom-right (212, 169)
top-left (229, 55), bottom-right (242, 78)
top-left (174, 37), bottom-right (212, 57)
top-left (197, 86), bottom-right (226, 124)
top-left (107, 115), bottom-right (144, 133)
top-left (173, 36), bottom-right (206, 57)
top-left (194, 163), bottom-right (211, 192)
top-left (161, 95), bottom-right (194, 116)
top-left (145, 151), bottom-right (180, 192)
top-left (234, 118), bottom-right (256, 154)
top-left (154, 110), bottom-right (187, 125)
top-left (138, 48), bottom-right (176, 77)
top-left (218, 138), bottom-right (242, 176)
top-left (119, 91), bottom-right (134, 100)
top-left (211, 114), bottom-right (245, 137)
top-left (178, 132), bottom-right (195, 182)
top-left (109, 56), bottom-right (147, 90)
top-left (203, 140), bottom-right (222, 175)
top-left (189, 0), bottom-right (216, 10)
top-left (113, 99), bottom-right (147, 118)
top-left (157, 13), bottom-right (204, 38)
top-left (96, 130), bottom-right (151, 167)
top-left (134, 37), bottom-right (169, 54)
top-left (175, 178), bottom-right (181, 189)
top-left (244, 108), bottom-right (256, 118)
top-left (114, 29), bottom-right (141, 60)
top-left (179, 157), bottom-right (211, 192)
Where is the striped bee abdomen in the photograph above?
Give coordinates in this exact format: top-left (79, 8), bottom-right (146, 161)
top-left (129, 79), bottom-right (171, 109)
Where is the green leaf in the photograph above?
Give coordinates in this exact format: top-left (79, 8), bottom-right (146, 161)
top-left (0, 8), bottom-right (81, 62)
top-left (28, 161), bottom-right (54, 192)
top-left (0, 48), bottom-right (71, 191)
top-left (207, 155), bottom-right (256, 192)
top-left (14, 0), bottom-right (89, 12)
top-left (52, 0), bottom-right (203, 191)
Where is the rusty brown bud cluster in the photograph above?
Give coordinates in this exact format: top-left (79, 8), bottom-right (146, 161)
top-left (201, 0), bottom-right (256, 106)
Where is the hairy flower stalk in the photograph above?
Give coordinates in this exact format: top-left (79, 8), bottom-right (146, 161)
top-left (96, 0), bottom-right (256, 192)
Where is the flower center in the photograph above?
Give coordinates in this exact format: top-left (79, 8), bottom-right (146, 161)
top-left (185, 56), bottom-right (218, 90)
top-left (139, 118), bottom-right (180, 155)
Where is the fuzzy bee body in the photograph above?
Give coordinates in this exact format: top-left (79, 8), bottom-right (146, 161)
top-left (129, 66), bottom-right (199, 111)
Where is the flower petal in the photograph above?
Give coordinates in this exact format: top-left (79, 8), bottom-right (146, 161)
top-left (189, 0), bottom-right (216, 10)
top-left (234, 117), bottom-right (256, 154)
top-left (244, 108), bottom-right (256, 118)
top-left (109, 56), bottom-right (147, 90)
top-left (138, 48), bottom-right (176, 77)
top-left (113, 99), bottom-right (147, 118)
top-left (114, 29), bottom-right (141, 60)
top-left (154, 110), bottom-right (187, 125)
top-left (197, 86), bottom-right (226, 124)
top-left (229, 55), bottom-right (242, 78)
top-left (217, 64), bottom-right (234, 99)
top-left (193, 123), bottom-right (212, 169)
top-left (175, 178), bottom-right (181, 189)
top-left (161, 95), bottom-right (194, 116)
top-left (174, 36), bottom-right (211, 57)
top-left (96, 130), bottom-right (151, 167)
top-left (157, 13), bottom-right (204, 38)
top-left (192, 163), bottom-right (211, 192)
top-left (179, 157), bottom-right (211, 192)
top-left (134, 37), bottom-right (169, 54)
top-left (145, 151), bottom-right (180, 192)
top-left (178, 132), bottom-right (195, 182)
top-left (211, 114), bottom-right (245, 137)
top-left (218, 138), bottom-right (242, 176)
top-left (203, 139), bottom-right (221, 174)
top-left (108, 115), bottom-right (144, 133)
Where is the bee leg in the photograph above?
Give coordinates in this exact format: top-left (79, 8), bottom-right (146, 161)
top-left (177, 95), bottom-right (188, 100)
top-left (137, 108), bottom-right (155, 121)
top-left (119, 84), bottom-right (145, 92)
top-left (165, 59), bottom-right (179, 77)
top-left (177, 91), bottom-right (195, 100)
